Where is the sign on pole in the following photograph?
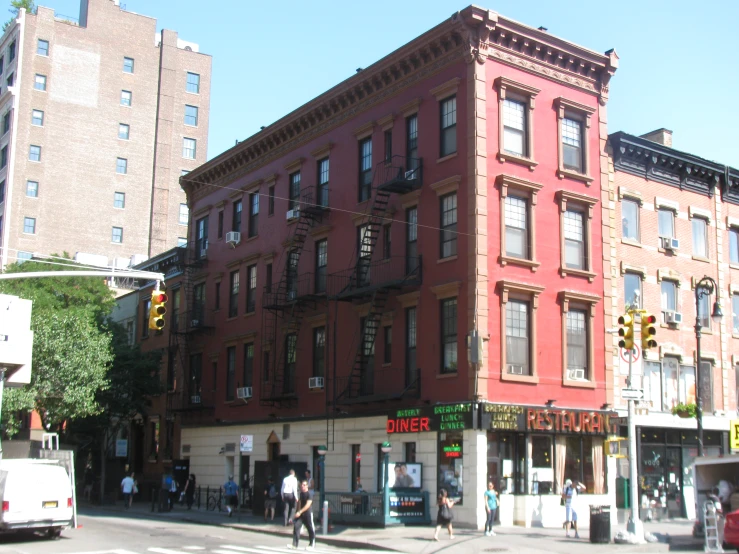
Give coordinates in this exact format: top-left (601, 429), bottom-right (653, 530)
top-left (621, 389), bottom-right (644, 400)
top-left (115, 439), bottom-right (128, 457)
top-left (731, 420), bottom-right (739, 451)
top-left (240, 434), bottom-right (253, 453)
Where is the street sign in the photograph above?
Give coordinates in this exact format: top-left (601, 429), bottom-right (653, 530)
top-left (240, 434), bottom-right (253, 452)
top-left (621, 388), bottom-right (644, 400)
top-left (620, 344), bottom-right (641, 363)
top-left (731, 420), bottom-right (739, 451)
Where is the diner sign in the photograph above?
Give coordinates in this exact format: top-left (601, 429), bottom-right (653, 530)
top-left (386, 403), bottom-right (475, 434)
top-left (482, 403), bottom-right (617, 435)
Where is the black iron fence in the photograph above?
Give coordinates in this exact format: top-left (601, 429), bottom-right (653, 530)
top-left (323, 492), bottom-right (384, 525)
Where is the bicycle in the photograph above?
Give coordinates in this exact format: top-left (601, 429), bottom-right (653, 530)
top-left (207, 491), bottom-right (224, 512)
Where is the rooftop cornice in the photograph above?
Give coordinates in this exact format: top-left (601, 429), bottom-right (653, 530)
top-left (183, 5), bottom-right (617, 199)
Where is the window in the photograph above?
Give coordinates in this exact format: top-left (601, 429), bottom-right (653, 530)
top-left (313, 327), bottom-right (326, 378)
top-left (441, 298), bottom-right (457, 373)
top-left (383, 326), bottom-right (392, 365)
top-left (502, 99), bottom-right (526, 156)
top-left (315, 239), bottom-right (327, 293)
top-left (288, 171), bottom-right (301, 210)
top-left (733, 294), bottom-right (739, 334)
top-left (351, 444), bottom-right (361, 492)
top-left (384, 129), bottom-right (392, 163)
top-left (440, 96), bottom-right (457, 157)
top-left (6, 72), bottom-right (13, 87)
top-left (555, 98), bottom-right (594, 181)
top-left (624, 272), bottom-right (641, 309)
top-left (29, 145), bottom-right (41, 162)
top-left (506, 300), bottom-right (530, 376)
top-left (317, 157), bottom-right (329, 207)
top-left (357, 225), bottom-right (371, 287)
top-left (0, 56), bottom-right (4, 74)
top-left (229, 270), bottom-right (239, 318)
top-left (113, 191), bottom-right (125, 208)
top-left (3, 112), bottom-right (9, 134)
top-left (23, 217), bottom-right (35, 234)
top-left (730, 228), bottom-right (739, 264)
top-left (34, 74), bottom-right (46, 91)
top-left (622, 199), bottom-right (639, 241)
top-left (177, 237), bottom-right (187, 247)
top-left (661, 280), bottom-right (677, 318)
top-left (118, 123), bottom-right (129, 140)
top-left (246, 264), bottom-right (256, 313)
top-left (217, 211), bottom-right (223, 239)
top-left (0, 146), bottom-right (6, 168)
top-left (505, 195), bottom-right (528, 259)
top-left (116, 157), bottom-right (128, 174)
top-left (193, 282), bottom-right (206, 321)
top-left (179, 203), bottom-right (188, 225)
top-left (8, 41), bottom-right (15, 62)
top-left (560, 291), bottom-right (597, 384)
top-left (226, 346), bottom-right (236, 401)
top-left (440, 193), bottom-right (457, 258)
top-left (406, 114), bottom-right (418, 170)
top-left (697, 286), bottom-right (711, 330)
top-left (184, 105), bottom-right (198, 126)
top-left (232, 199), bottom-right (242, 232)
top-left (211, 281), bottom-right (220, 311)
top-left (495, 77), bottom-right (539, 166)
top-left (186, 72), bottom-right (200, 93)
top-left (123, 57), bottom-right (134, 73)
top-left (561, 118), bottom-right (583, 172)
top-left (643, 358), bottom-right (697, 412)
top-left (358, 137), bottom-right (372, 202)
top-left (243, 343), bottom-right (254, 388)
top-left (566, 310), bottom-right (587, 380)
top-left (564, 210), bottom-right (585, 270)
top-left (37, 39), bottom-right (49, 56)
top-left (0, 180), bottom-right (5, 203)
top-left (182, 137), bottom-right (196, 159)
top-left (382, 225), bottom-right (391, 259)
top-left (406, 307), bottom-right (417, 383)
top-left (265, 263), bottom-right (272, 294)
top-left (120, 90), bottom-right (132, 106)
top-left (692, 218), bottom-right (708, 258)
top-left (406, 207), bottom-right (418, 274)
top-left (141, 300), bottom-right (151, 338)
top-left (112, 226), bottom-right (123, 243)
top-left (268, 185), bottom-right (275, 215)
top-left (658, 208), bottom-right (675, 238)
top-left (16, 251), bottom-right (32, 263)
top-left (284, 333), bottom-right (297, 394)
top-left (438, 432), bottom-right (464, 504)
top-left (248, 192), bottom-right (259, 237)
top-left (31, 109), bottom-right (43, 126)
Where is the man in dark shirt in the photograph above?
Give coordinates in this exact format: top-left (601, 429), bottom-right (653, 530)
top-left (288, 480), bottom-right (315, 550)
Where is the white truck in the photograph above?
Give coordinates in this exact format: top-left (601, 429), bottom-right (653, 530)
top-left (691, 455), bottom-right (739, 539)
top-left (0, 459), bottom-right (74, 538)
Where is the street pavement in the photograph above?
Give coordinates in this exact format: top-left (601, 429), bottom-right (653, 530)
top-left (0, 500), bottom-right (707, 554)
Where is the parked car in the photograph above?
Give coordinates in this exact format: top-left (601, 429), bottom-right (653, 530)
top-left (724, 510), bottom-right (739, 552)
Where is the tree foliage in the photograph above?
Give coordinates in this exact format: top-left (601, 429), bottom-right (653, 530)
top-left (3, 0), bottom-right (35, 32)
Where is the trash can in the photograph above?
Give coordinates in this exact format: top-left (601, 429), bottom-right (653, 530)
top-left (589, 505), bottom-right (611, 543)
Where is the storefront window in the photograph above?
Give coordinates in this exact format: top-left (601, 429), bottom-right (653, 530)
top-left (438, 432), bottom-right (464, 505)
top-left (487, 432), bottom-right (517, 494)
top-left (530, 435), bottom-right (553, 494)
top-left (351, 444), bottom-right (361, 491)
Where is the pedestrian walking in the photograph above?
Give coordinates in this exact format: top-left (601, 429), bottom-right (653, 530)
top-left (223, 475), bottom-right (239, 517)
top-left (484, 481), bottom-right (499, 536)
top-left (433, 488), bottom-right (455, 541)
top-left (120, 472), bottom-right (135, 509)
top-left (281, 469), bottom-right (299, 526)
top-left (264, 476), bottom-right (278, 521)
top-left (183, 474), bottom-right (196, 510)
top-left (562, 478), bottom-right (585, 538)
top-left (305, 469), bottom-right (315, 491)
top-left (168, 475), bottom-right (178, 511)
top-left (287, 480), bottom-right (316, 551)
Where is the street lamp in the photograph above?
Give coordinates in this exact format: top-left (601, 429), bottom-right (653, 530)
top-left (381, 441), bottom-right (392, 524)
top-left (317, 444), bottom-right (327, 530)
top-left (694, 276), bottom-right (723, 457)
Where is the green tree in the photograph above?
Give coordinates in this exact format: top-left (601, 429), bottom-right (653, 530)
top-left (3, 0), bottom-right (35, 32)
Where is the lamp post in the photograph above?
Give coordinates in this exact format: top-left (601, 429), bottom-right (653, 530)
top-left (381, 441), bottom-right (392, 523)
top-left (317, 444), bottom-right (327, 531)
top-left (694, 276), bottom-right (723, 457)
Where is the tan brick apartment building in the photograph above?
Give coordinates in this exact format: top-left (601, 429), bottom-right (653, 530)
top-left (0, 0), bottom-right (211, 268)
top-left (605, 129), bottom-right (739, 519)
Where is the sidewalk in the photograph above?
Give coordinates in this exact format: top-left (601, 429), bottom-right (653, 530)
top-left (80, 501), bottom-right (705, 553)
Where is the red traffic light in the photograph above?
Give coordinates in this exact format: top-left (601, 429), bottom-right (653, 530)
top-left (643, 314), bottom-right (657, 324)
top-left (153, 292), bottom-right (168, 303)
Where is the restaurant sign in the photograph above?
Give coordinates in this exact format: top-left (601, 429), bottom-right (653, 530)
top-left (482, 403), bottom-right (617, 435)
top-left (386, 403), bottom-right (475, 434)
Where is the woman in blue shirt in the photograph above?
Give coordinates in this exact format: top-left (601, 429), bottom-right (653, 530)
top-left (483, 481), bottom-right (499, 536)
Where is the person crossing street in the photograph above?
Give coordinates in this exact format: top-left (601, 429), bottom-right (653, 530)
top-left (223, 475), bottom-right (239, 517)
top-left (287, 480), bottom-right (316, 551)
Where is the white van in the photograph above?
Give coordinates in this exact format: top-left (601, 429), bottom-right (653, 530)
top-left (0, 459), bottom-right (73, 538)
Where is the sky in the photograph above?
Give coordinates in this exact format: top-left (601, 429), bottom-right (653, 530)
top-left (30, 0), bottom-right (739, 167)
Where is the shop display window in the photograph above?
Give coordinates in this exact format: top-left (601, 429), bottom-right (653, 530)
top-left (438, 432), bottom-right (464, 505)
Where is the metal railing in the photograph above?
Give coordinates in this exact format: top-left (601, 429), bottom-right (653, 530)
top-left (323, 492), bottom-right (384, 525)
top-left (263, 272), bottom-right (323, 309)
top-left (376, 155), bottom-right (423, 193)
top-left (327, 256), bottom-right (421, 299)
top-left (301, 185), bottom-right (329, 210)
top-left (336, 366), bottom-right (420, 403)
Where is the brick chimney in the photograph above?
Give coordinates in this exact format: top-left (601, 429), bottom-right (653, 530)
top-left (640, 128), bottom-right (673, 147)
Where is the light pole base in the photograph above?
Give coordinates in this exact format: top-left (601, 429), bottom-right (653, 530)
top-left (626, 517), bottom-right (645, 542)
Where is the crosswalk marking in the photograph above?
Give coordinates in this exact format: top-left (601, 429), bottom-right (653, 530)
top-left (183, 548), bottom-right (206, 551)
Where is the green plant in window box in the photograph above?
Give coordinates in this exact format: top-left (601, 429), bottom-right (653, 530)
top-left (671, 403), bottom-right (697, 419)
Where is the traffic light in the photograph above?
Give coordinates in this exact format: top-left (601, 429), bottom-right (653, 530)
top-left (618, 312), bottom-right (634, 350)
top-left (641, 312), bottom-right (657, 350)
top-left (148, 289), bottom-right (168, 330)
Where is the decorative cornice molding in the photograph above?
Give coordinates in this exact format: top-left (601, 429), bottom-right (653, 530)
top-left (353, 121), bottom-right (375, 139)
top-left (430, 280), bottom-right (462, 299)
top-left (430, 175), bottom-right (461, 196)
top-left (400, 97), bottom-right (422, 117)
top-left (377, 114), bottom-right (395, 130)
top-left (430, 77), bottom-right (461, 100)
top-left (310, 142), bottom-right (333, 159)
top-left (284, 157), bottom-right (304, 174)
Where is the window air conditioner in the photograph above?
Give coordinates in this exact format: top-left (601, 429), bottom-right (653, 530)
top-left (286, 208), bottom-right (300, 221)
top-left (661, 236), bottom-right (679, 251)
top-left (568, 368), bottom-right (586, 381)
top-left (308, 376), bottom-right (324, 390)
top-left (507, 364), bottom-right (525, 375)
top-left (190, 395), bottom-right (201, 404)
top-left (199, 246), bottom-right (208, 259)
top-left (225, 231), bottom-right (241, 247)
top-left (404, 168), bottom-right (417, 180)
top-left (190, 319), bottom-right (200, 328)
top-left (665, 311), bottom-right (683, 324)
top-left (237, 386), bottom-right (253, 400)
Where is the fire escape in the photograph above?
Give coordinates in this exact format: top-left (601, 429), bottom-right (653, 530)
top-left (329, 156), bottom-right (424, 409)
top-left (261, 185), bottom-right (330, 407)
top-left (169, 237), bottom-right (216, 424)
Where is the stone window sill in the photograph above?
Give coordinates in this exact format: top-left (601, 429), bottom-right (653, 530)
top-left (557, 168), bottom-right (593, 185)
top-left (497, 151), bottom-right (537, 171)
top-left (621, 238), bottom-right (642, 248)
top-left (501, 372), bottom-right (539, 384)
top-left (560, 266), bottom-right (597, 283)
top-left (437, 255), bottom-right (458, 265)
top-left (437, 152), bottom-right (458, 164)
top-left (244, 311), bottom-right (256, 319)
top-left (730, 263), bottom-right (739, 270)
top-left (436, 372), bottom-right (458, 379)
top-left (563, 378), bottom-right (596, 389)
top-left (499, 255), bottom-right (540, 271)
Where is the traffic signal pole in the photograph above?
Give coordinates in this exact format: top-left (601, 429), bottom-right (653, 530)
top-left (626, 341), bottom-right (643, 540)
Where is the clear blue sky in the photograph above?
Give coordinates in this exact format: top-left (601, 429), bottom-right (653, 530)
top-left (33, 0), bottom-right (739, 167)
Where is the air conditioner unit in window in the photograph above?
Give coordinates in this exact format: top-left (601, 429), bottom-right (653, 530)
top-left (661, 236), bottom-right (679, 251)
top-left (225, 231), bottom-right (241, 247)
top-left (286, 208), bottom-right (300, 221)
top-left (190, 319), bottom-right (200, 328)
top-left (568, 368), bottom-right (586, 381)
top-left (236, 386), bottom-right (252, 400)
top-left (308, 376), bottom-right (324, 390)
top-left (199, 246), bottom-right (208, 259)
top-left (665, 311), bottom-right (683, 324)
top-left (404, 168), bottom-right (417, 180)
top-left (190, 395), bottom-right (201, 404)
top-left (507, 364), bottom-right (525, 375)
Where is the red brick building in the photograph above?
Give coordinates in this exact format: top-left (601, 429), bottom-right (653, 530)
top-left (176, 6), bottom-right (618, 527)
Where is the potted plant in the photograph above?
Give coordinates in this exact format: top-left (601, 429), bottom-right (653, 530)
top-left (672, 403), bottom-right (697, 419)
